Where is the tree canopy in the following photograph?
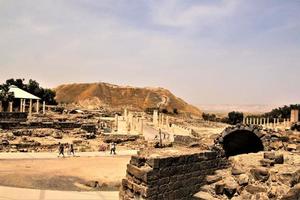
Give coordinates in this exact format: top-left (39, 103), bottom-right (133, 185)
top-left (1, 78), bottom-right (57, 105)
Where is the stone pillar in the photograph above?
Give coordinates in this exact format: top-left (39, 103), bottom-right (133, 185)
top-left (166, 116), bottom-right (170, 129)
top-left (124, 109), bottom-right (128, 120)
top-left (161, 114), bottom-right (165, 127)
top-left (115, 114), bottom-right (118, 132)
top-left (291, 109), bottom-right (299, 123)
top-left (20, 99), bottom-right (23, 112)
top-left (42, 101), bottom-right (46, 114)
top-left (153, 110), bottom-right (158, 126)
top-left (260, 118), bottom-right (263, 125)
top-left (139, 119), bottom-right (144, 135)
top-left (23, 99), bottom-right (26, 112)
top-left (243, 117), bottom-right (246, 124)
top-left (29, 99), bottom-right (32, 116)
top-left (36, 100), bottom-right (39, 113)
top-left (9, 102), bottom-right (13, 112)
top-left (250, 118), bottom-right (253, 124)
top-left (0, 101), bottom-right (2, 112)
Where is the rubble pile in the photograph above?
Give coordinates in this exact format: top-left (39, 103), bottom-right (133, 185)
top-left (193, 151), bottom-right (300, 200)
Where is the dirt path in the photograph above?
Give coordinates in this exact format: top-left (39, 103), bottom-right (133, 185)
top-left (0, 156), bottom-right (130, 191)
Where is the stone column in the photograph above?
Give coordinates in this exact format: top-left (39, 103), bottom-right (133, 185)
top-left (29, 99), bottom-right (32, 116)
top-left (20, 99), bottom-right (23, 112)
top-left (115, 114), bottom-right (118, 132)
top-left (260, 118), bottom-right (263, 125)
top-left (23, 99), bottom-right (26, 112)
top-left (9, 102), bottom-right (13, 112)
top-left (139, 119), bottom-right (144, 135)
top-left (250, 118), bottom-right (253, 124)
top-left (42, 101), bottom-right (46, 114)
top-left (0, 101), bottom-right (2, 112)
top-left (153, 110), bottom-right (158, 126)
top-left (36, 100), bottom-right (39, 113)
top-left (166, 116), bottom-right (170, 129)
top-left (124, 109), bottom-right (128, 120)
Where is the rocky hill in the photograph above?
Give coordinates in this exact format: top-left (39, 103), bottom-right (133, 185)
top-left (54, 83), bottom-right (201, 116)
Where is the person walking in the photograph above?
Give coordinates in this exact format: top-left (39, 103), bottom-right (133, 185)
top-left (110, 142), bottom-right (116, 155)
top-left (70, 143), bottom-right (75, 156)
top-left (58, 142), bottom-right (65, 157)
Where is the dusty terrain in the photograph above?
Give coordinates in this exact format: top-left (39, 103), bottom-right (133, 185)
top-left (54, 82), bottom-right (201, 116)
top-left (0, 156), bottom-right (130, 191)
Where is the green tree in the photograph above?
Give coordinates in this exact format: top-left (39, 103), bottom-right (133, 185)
top-left (0, 84), bottom-right (15, 111)
top-left (1, 78), bottom-right (57, 105)
top-left (228, 111), bottom-right (244, 125)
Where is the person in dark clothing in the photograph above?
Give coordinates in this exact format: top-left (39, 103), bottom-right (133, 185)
top-left (110, 142), bottom-right (116, 155)
top-left (70, 144), bottom-right (75, 156)
top-left (58, 142), bottom-right (65, 157)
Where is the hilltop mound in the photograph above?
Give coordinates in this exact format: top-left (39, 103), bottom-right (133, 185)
top-left (54, 82), bottom-right (201, 116)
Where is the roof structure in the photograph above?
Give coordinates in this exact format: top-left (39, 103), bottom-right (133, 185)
top-left (8, 85), bottom-right (41, 100)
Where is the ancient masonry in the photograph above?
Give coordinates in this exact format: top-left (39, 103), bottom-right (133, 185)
top-left (152, 110), bottom-right (193, 137)
top-left (119, 150), bottom-right (228, 200)
top-left (243, 109), bottom-right (299, 130)
top-left (114, 109), bottom-right (144, 135)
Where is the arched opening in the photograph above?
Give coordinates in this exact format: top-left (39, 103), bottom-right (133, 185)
top-left (222, 130), bottom-right (264, 157)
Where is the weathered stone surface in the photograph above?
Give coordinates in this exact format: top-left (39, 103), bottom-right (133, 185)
top-left (264, 152), bottom-right (276, 160)
top-left (281, 183), bottom-right (300, 200)
top-left (193, 191), bottom-right (218, 200)
top-left (206, 175), bottom-right (222, 184)
top-left (231, 165), bottom-right (245, 175)
top-left (274, 154), bottom-right (284, 164)
top-left (120, 150), bottom-right (228, 200)
top-left (245, 184), bottom-right (267, 194)
top-left (260, 158), bottom-right (275, 167)
top-left (250, 167), bottom-right (270, 182)
top-left (215, 182), bottom-right (225, 195)
top-left (237, 174), bottom-right (249, 186)
top-left (287, 144), bottom-right (297, 152)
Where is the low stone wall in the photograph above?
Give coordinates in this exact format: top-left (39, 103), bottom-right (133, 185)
top-left (102, 134), bottom-right (142, 144)
top-left (0, 112), bottom-right (28, 122)
top-left (173, 135), bottom-right (200, 146)
top-left (120, 150), bottom-right (228, 199)
top-left (0, 121), bottom-right (83, 130)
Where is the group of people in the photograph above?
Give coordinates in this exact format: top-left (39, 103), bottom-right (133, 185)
top-left (57, 142), bottom-right (117, 157)
top-left (58, 143), bottom-right (75, 157)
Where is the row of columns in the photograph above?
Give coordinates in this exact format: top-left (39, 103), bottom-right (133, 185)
top-left (153, 110), bottom-right (170, 130)
top-left (244, 117), bottom-right (291, 129)
top-left (114, 109), bottom-right (144, 134)
top-left (0, 99), bottom-right (46, 116)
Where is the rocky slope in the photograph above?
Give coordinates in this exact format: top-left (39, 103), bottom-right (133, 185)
top-left (54, 83), bottom-right (201, 116)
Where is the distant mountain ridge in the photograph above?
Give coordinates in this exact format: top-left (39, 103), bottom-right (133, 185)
top-left (54, 82), bottom-right (201, 116)
top-left (199, 104), bottom-right (281, 114)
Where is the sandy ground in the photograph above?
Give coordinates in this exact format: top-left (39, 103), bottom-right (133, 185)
top-left (0, 156), bottom-right (130, 191)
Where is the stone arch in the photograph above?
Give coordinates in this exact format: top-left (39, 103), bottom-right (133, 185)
top-left (218, 125), bottom-right (264, 157)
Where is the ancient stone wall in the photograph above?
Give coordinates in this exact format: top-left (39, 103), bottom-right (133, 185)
top-left (120, 150), bottom-right (228, 200)
top-left (102, 134), bottom-right (142, 144)
top-left (173, 135), bottom-right (200, 146)
top-left (0, 121), bottom-right (82, 130)
top-left (0, 112), bottom-right (28, 122)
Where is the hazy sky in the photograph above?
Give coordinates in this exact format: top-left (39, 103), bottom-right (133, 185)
top-left (0, 0), bottom-right (299, 106)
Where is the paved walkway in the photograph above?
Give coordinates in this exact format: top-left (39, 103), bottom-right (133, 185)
top-left (0, 186), bottom-right (118, 200)
top-left (0, 150), bottom-right (137, 159)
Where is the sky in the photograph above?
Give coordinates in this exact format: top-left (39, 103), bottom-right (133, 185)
top-left (0, 0), bottom-right (299, 106)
